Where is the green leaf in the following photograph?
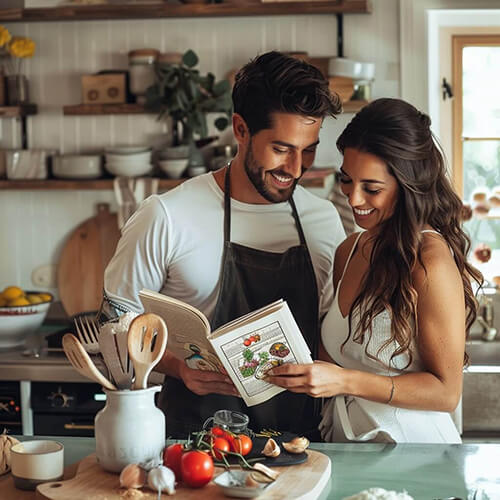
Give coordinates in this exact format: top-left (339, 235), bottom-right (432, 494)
top-left (182, 49), bottom-right (199, 68)
top-left (213, 79), bottom-right (230, 97)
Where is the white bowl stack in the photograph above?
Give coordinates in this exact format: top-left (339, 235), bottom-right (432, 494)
top-left (104, 146), bottom-right (153, 177)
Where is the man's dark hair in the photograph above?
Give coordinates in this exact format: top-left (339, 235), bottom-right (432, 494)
top-left (232, 51), bottom-right (341, 135)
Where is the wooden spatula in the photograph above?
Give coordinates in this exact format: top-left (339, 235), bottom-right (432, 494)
top-left (127, 313), bottom-right (168, 390)
top-left (62, 333), bottom-right (116, 391)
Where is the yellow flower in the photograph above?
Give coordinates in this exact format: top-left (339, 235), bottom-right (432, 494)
top-left (8, 36), bottom-right (36, 59)
top-left (0, 25), bottom-right (12, 48)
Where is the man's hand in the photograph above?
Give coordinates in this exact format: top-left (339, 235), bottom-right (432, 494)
top-left (179, 363), bottom-right (240, 397)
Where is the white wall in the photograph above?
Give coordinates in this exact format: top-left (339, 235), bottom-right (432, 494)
top-left (0, 0), bottom-right (400, 298)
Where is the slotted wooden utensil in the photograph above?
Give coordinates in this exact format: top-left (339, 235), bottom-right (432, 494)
top-left (62, 333), bottom-right (116, 391)
top-left (127, 313), bottom-right (168, 390)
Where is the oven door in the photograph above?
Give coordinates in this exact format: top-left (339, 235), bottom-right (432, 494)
top-left (31, 381), bottom-right (105, 437)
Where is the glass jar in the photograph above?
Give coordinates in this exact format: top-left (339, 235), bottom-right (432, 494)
top-left (128, 48), bottom-right (159, 104)
top-left (210, 144), bottom-right (236, 171)
top-left (95, 386), bottom-right (165, 472)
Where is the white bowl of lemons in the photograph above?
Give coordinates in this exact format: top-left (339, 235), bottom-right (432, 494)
top-left (0, 286), bottom-right (53, 349)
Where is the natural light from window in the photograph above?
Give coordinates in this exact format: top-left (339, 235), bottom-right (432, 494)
top-left (461, 45), bottom-right (500, 283)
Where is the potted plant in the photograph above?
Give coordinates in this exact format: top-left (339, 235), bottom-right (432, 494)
top-left (145, 49), bottom-right (232, 172)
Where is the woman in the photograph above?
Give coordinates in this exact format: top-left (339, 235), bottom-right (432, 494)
top-left (266, 98), bottom-right (482, 443)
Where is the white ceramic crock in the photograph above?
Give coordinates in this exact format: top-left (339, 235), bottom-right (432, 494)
top-left (95, 385), bottom-right (165, 473)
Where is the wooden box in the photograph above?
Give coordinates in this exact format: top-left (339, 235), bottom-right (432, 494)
top-left (81, 73), bottom-right (126, 105)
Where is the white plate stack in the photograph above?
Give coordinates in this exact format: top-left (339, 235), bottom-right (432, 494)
top-left (104, 146), bottom-right (153, 177)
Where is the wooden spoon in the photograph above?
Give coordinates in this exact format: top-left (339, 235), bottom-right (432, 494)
top-left (62, 333), bottom-right (117, 391)
top-left (128, 313), bottom-right (168, 390)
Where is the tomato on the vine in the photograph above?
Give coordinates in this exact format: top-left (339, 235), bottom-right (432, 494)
top-left (210, 426), bottom-right (225, 437)
top-left (210, 436), bottom-right (230, 461)
top-left (181, 450), bottom-right (214, 488)
top-left (163, 443), bottom-right (185, 481)
top-left (231, 434), bottom-right (253, 456)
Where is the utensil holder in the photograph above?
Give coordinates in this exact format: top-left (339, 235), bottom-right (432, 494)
top-left (95, 385), bottom-right (165, 473)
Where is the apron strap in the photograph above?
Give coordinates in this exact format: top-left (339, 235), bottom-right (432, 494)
top-left (289, 195), bottom-right (307, 246)
top-left (224, 164), bottom-right (232, 243)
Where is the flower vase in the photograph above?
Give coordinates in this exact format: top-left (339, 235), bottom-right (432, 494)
top-left (95, 386), bottom-right (165, 473)
top-left (6, 74), bottom-right (29, 105)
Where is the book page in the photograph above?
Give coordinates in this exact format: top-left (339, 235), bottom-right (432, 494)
top-left (209, 301), bottom-right (312, 406)
top-left (139, 289), bottom-right (224, 372)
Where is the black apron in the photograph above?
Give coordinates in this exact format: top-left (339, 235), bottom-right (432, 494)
top-left (159, 166), bottom-right (321, 438)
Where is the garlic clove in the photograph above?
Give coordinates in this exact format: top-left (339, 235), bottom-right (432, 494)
top-left (262, 438), bottom-right (281, 458)
top-left (250, 462), bottom-right (280, 483)
top-left (119, 463), bottom-right (147, 489)
top-left (282, 436), bottom-right (310, 454)
top-left (147, 465), bottom-right (176, 495)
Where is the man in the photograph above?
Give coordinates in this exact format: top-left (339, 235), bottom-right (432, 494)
top-left (104, 51), bottom-right (345, 438)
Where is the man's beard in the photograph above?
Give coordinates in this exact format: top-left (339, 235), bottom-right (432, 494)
top-left (243, 141), bottom-right (300, 203)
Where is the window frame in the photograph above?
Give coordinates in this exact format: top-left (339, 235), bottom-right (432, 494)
top-left (452, 34), bottom-right (500, 197)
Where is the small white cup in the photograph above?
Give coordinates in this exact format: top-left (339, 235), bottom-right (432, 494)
top-left (11, 440), bottom-right (64, 491)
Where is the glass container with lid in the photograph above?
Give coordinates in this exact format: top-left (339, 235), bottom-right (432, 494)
top-left (128, 48), bottom-right (160, 103)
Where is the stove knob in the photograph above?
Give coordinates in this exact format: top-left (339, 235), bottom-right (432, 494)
top-left (48, 391), bottom-right (72, 408)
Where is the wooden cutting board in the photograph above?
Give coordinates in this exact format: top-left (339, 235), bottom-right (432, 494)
top-left (36, 451), bottom-right (331, 500)
top-left (57, 203), bottom-right (121, 317)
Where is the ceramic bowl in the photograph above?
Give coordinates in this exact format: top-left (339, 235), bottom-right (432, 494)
top-left (104, 161), bottom-right (153, 178)
top-left (105, 151), bottom-right (152, 164)
top-left (0, 292), bottom-right (53, 349)
top-left (11, 440), bottom-right (64, 491)
top-left (213, 470), bottom-right (269, 498)
top-left (158, 158), bottom-right (188, 179)
top-left (104, 146), bottom-right (152, 155)
top-left (187, 165), bottom-right (207, 177)
top-left (328, 57), bottom-right (375, 80)
top-left (52, 154), bottom-right (103, 179)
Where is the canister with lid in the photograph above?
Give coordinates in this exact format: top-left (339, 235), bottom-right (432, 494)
top-left (128, 48), bottom-right (159, 103)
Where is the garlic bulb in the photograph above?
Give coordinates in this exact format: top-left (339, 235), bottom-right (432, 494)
top-left (0, 430), bottom-right (20, 475)
top-left (282, 436), bottom-right (310, 454)
top-left (119, 463), bottom-right (147, 489)
top-left (250, 462), bottom-right (280, 483)
top-left (147, 465), bottom-right (176, 496)
top-left (262, 438), bottom-right (280, 458)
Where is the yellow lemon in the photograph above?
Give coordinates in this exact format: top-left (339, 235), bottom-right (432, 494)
top-left (8, 297), bottom-right (30, 307)
top-left (27, 294), bottom-right (43, 304)
top-left (38, 293), bottom-right (52, 303)
top-left (2, 286), bottom-right (24, 301)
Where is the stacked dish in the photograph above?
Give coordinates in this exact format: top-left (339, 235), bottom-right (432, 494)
top-left (104, 146), bottom-right (153, 177)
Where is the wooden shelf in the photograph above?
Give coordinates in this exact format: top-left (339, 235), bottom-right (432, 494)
top-left (0, 168), bottom-right (334, 191)
top-left (63, 103), bottom-right (151, 115)
top-left (0, 104), bottom-right (37, 118)
top-left (0, 1), bottom-right (371, 23)
top-left (342, 100), bottom-right (368, 113)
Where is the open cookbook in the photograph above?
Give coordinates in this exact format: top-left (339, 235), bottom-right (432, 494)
top-left (138, 289), bottom-right (313, 406)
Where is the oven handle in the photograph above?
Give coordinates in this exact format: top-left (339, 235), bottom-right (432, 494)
top-left (64, 423), bottom-right (95, 430)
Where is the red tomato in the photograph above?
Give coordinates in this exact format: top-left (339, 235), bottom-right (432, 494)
top-left (243, 339), bottom-right (251, 346)
top-left (163, 443), bottom-right (184, 481)
top-left (232, 434), bottom-right (253, 456)
top-left (210, 436), bottom-right (230, 461)
top-left (211, 426), bottom-right (225, 437)
top-left (181, 450), bottom-right (214, 488)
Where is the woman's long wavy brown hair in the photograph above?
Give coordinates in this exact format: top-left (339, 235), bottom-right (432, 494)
top-left (336, 98), bottom-right (483, 368)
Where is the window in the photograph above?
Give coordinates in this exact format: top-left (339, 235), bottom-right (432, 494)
top-left (452, 35), bottom-right (500, 281)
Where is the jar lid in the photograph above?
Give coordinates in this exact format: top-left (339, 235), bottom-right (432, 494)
top-left (128, 49), bottom-right (160, 58)
top-left (157, 52), bottom-right (183, 64)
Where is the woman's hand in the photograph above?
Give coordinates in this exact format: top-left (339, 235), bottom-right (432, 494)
top-left (265, 361), bottom-right (347, 398)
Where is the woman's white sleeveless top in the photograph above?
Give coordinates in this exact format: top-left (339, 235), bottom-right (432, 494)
top-left (319, 231), bottom-right (461, 443)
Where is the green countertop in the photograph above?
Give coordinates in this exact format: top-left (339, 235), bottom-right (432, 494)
top-left (11, 436), bottom-right (500, 499)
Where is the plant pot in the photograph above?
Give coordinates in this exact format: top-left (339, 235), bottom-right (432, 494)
top-left (6, 75), bottom-right (30, 105)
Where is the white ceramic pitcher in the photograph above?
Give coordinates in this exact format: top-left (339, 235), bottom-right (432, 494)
top-left (95, 385), bottom-right (165, 473)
